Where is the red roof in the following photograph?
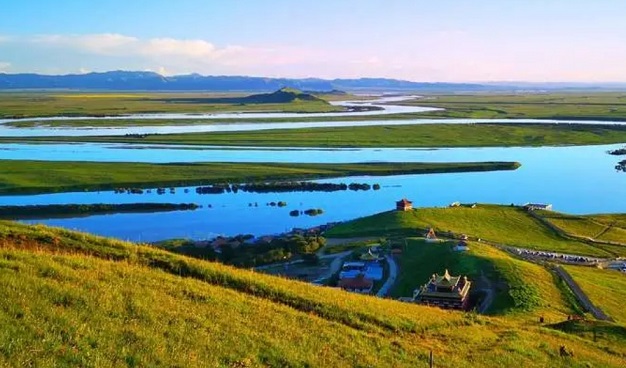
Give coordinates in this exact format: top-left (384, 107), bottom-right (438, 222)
top-left (396, 198), bottom-right (412, 205)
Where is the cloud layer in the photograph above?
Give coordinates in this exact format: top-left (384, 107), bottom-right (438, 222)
top-left (1, 32), bottom-right (625, 82)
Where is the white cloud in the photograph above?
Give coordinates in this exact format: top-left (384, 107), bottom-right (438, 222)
top-left (0, 62), bottom-right (11, 72)
top-left (30, 33), bottom-right (138, 55)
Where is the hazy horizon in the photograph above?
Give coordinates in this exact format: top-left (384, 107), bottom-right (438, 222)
top-left (2, 0), bottom-right (626, 83)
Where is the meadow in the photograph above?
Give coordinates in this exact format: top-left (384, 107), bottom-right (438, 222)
top-left (0, 91), bottom-right (343, 118)
top-left (399, 93), bottom-right (626, 121)
top-left (0, 160), bottom-right (520, 195)
top-left (563, 265), bottom-right (626, 324)
top-left (13, 123), bottom-right (626, 148)
top-left (325, 205), bottom-right (616, 257)
top-left (1, 220), bottom-right (625, 367)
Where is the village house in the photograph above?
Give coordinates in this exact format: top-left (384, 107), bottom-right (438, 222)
top-left (524, 203), bottom-right (553, 211)
top-left (453, 240), bottom-right (469, 252)
top-left (338, 274), bottom-right (374, 294)
top-left (411, 269), bottom-right (472, 310)
top-left (396, 198), bottom-right (413, 211)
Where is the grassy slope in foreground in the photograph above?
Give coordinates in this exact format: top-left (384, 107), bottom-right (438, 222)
top-left (0, 160), bottom-right (520, 195)
top-left (563, 265), bottom-right (626, 324)
top-left (0, 220), bottom-right (625, 367)
top-left (14, 123), bottom-right (626, 148)
top-left (325, 205), bottom-right (614, 257)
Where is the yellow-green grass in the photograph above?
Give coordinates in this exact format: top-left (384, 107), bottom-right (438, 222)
top-left (597, 227), bottom-right (626, 243)
top-left (538, 211), bottom-right (608, 239)
top-left (400, 93), bottom-right (626, 121)
top-left (0, 92), bottom-right (344, 118)
top-left (325, 205), bottom-right (611, 257)
top-left (9, 123), bottom-right (626, 148)
top-left (588, 214), bottom-right (626, 229)
top-left (0, 160), bottom-right (519, 195)
top-left (391, 240), bottom-right (574, 321)
top-left (1, 221), bottom-right (625, 367)
top-left (563, 265), bottom-right (626, 324)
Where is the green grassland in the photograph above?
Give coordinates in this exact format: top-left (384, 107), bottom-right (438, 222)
top-left (0, 90), bottom-right (344, 119)
top-left (538, 211), bottom-right (626, 247)
top-left (1, 220), bottom-right (625, 367)
top-left (563, 265), bottom-right (626, 324)
top-left (390, 239), bottom-right (574, 320)
top-left (325, 205), bottom-right (614, 257)
top-left (0, 160), bottom-right (520, 195)
top-left (399, 93), bottom-right (626, 121)
top-left (14, 123), bottom-right (626, 148)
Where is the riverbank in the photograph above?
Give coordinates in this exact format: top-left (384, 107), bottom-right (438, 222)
top-left (0, 203), bottom-right (200, 220)
top-left (7, 123), bottom-right (626, 148)
top-left (0, 160), bottom-right (521, 195)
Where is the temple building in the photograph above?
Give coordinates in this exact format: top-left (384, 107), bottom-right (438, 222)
top-left (338, 274), bottom-right (374, 294)
top-left (425, 227), bottom-right (438, 242)
top-left (396, 198), bottom-right (413, 211)
top-left (412, 269), bottom-right (471, 310)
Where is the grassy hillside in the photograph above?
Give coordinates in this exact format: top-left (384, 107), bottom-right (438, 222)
top-left (390, 240), bottom-right (575, 320)
top-left (563, 265), bottom-right (626, 324)
top-left (1, 220), bottom-right (625, 367)
top-left (0, 160), bottom-right (519, 195)
top-left (325, 205), bottom-right (612, 257)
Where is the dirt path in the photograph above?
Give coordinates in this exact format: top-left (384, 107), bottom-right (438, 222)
top-left (376, 255), bottom-right (398, 297)
top-left (554, 265), bottom-right (614, 321)
top-left (477, 270), bottom-right (495, 314)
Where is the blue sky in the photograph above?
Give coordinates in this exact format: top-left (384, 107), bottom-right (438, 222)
top-left (1, 0), bottom-right (625, 81)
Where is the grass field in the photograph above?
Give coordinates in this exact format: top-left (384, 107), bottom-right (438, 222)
top-left (0, 160), bottom-right (520, 195)
top-left (325, 205), bottom-right (613, 257)
top-left (400, 93), bottom-right (626, 121)
top-left (537, 211), bottom-right (626, 253)
top-left (563, 265), bottom-right (626, 324)
top-left (1, 220), bottom-right (625, 367)
top-left (0, 91), bottom-right (344, 119)
top-left (390, 239), bottom-right (575, 320)
top-left (12, 123), bottom-right (626, 148)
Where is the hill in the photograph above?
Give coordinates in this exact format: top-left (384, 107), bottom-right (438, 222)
top-left (0, 71), bottom-right (500, 92)
top-left (1, 220), bottom-right (625, 367)
top-left (324, 205), bottom-right (621, 257)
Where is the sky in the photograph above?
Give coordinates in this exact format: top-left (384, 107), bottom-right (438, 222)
top-left (1, 0), bottom-right (626, 82)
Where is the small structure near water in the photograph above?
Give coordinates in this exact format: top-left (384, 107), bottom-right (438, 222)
top-left (396, 198), bottom-right (413, 211)
top-left (409, 269), bottom-right (472, 310)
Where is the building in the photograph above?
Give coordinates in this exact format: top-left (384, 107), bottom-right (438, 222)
top-left (524, 203), bottom-right (553, 211)
top-left (425, 228), bottom-right (438, 242)
top-left (396, 198), bottom-right (413, 211)
top-left (338, 274), bottom-right (374, 294)
top-left (453, 240), bottom-right (469, 252)
top-left (412, 269), bottom-right (471, 310)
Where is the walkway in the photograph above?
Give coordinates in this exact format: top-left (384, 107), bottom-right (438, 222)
top-left (476, 270), bottom-right (495, 314)
top-left (554, 265), bottom-right (614, 322)
top-left (376, 255), bottom-right (398, 297)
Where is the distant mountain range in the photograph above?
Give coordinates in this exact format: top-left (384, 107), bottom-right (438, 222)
top-left (0, 71), bottom-right (624, 92)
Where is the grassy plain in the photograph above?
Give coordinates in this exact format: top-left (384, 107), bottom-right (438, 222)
top-left (7, 123), bottom-right (626, 148)
top-left (0, 160), bottom-right (520, 195)
top-left (399, 93), bottom-right (626, 121)
top-left (325, 205), bottom-right (613, 257)
top-left (0, 91), bottom-right (344, 118)
top-left (1, 220), bottom-right (625, 367)
top-left (563, 265), bottom-right (626, 324)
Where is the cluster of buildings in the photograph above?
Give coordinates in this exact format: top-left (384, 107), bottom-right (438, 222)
top-left (338, 248), bottom-right (385, 294)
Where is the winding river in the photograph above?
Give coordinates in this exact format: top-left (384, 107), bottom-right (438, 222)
top-left (1, 95), bottom-right (625, 137)
top-left (1, 96), bottom-right (625, 241)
